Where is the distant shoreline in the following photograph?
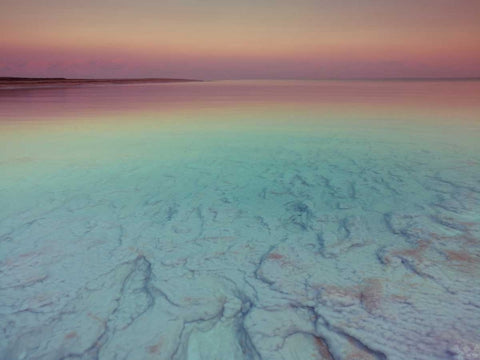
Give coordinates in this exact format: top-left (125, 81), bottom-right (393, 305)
top-left (0, 77), bottom-right (203, 89)
top-left (1, 76), bottom-right (479, 90)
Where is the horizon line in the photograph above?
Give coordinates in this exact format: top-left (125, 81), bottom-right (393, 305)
top-left (2, 76), bottom-right (480, 82)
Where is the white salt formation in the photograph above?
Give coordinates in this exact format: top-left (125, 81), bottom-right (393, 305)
top-left (0, 81), bottom-right (479, 360)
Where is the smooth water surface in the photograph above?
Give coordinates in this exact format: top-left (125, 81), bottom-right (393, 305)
top-left (1, 80), bottom-right (480, 360)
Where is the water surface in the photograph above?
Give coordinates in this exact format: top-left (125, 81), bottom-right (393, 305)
top-left (1, 80), bottom-right (480, 360)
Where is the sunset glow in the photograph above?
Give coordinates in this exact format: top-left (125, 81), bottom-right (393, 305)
top-left (1, 0), bottom-right (480, 79)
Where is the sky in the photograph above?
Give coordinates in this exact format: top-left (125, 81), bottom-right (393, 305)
top-left (1, 0), bottom-right (480, 79)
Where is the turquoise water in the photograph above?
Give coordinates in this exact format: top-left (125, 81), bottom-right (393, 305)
top-left (1, 81), bottom-right (480, 359)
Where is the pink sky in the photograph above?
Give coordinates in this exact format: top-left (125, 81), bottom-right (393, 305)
top-left (1, 0), bottom-right (480, 79)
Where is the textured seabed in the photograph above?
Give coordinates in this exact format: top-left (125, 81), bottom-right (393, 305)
top-left (1, 81), bottom-right (480, 360)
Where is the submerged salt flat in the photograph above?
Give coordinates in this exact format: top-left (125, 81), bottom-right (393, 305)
top-left (1, 81), bottom-right (480, 360)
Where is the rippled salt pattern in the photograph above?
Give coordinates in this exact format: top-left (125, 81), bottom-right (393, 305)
top-left (1, 81), bottom-right (480, 360)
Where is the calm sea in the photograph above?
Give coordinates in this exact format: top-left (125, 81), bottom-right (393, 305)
top-left (1, 80), bottom-right (479, 360)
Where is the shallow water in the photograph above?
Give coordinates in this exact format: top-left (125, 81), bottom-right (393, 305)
top-left (1, 80), bottom-right (480, 360)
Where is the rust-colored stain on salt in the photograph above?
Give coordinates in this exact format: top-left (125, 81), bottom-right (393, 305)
top-left (148, 338), bottom-right (164, 354)
top-left (346, 350), bottom-right (377, 360)
top-left (392, 240), bottom-right (430, 262)
top-left (313, 336), bottom-right (334, 360)
top-left (443, 249), bottom-right (480, 274)
top-left (88, 312), bottom-right (106, 326)
top-left (445, 250), bottom-right (479, 264)
top-left (268, 252), bottom-right (284, 260)
top-left (344, 338), bottom-right (378, 359)
top-left (148, 344), bottom-right (160, 354)
top-left (65, 331), bottom-right (77, 339)
top-left (360, 278), bottom-right (383, 314)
